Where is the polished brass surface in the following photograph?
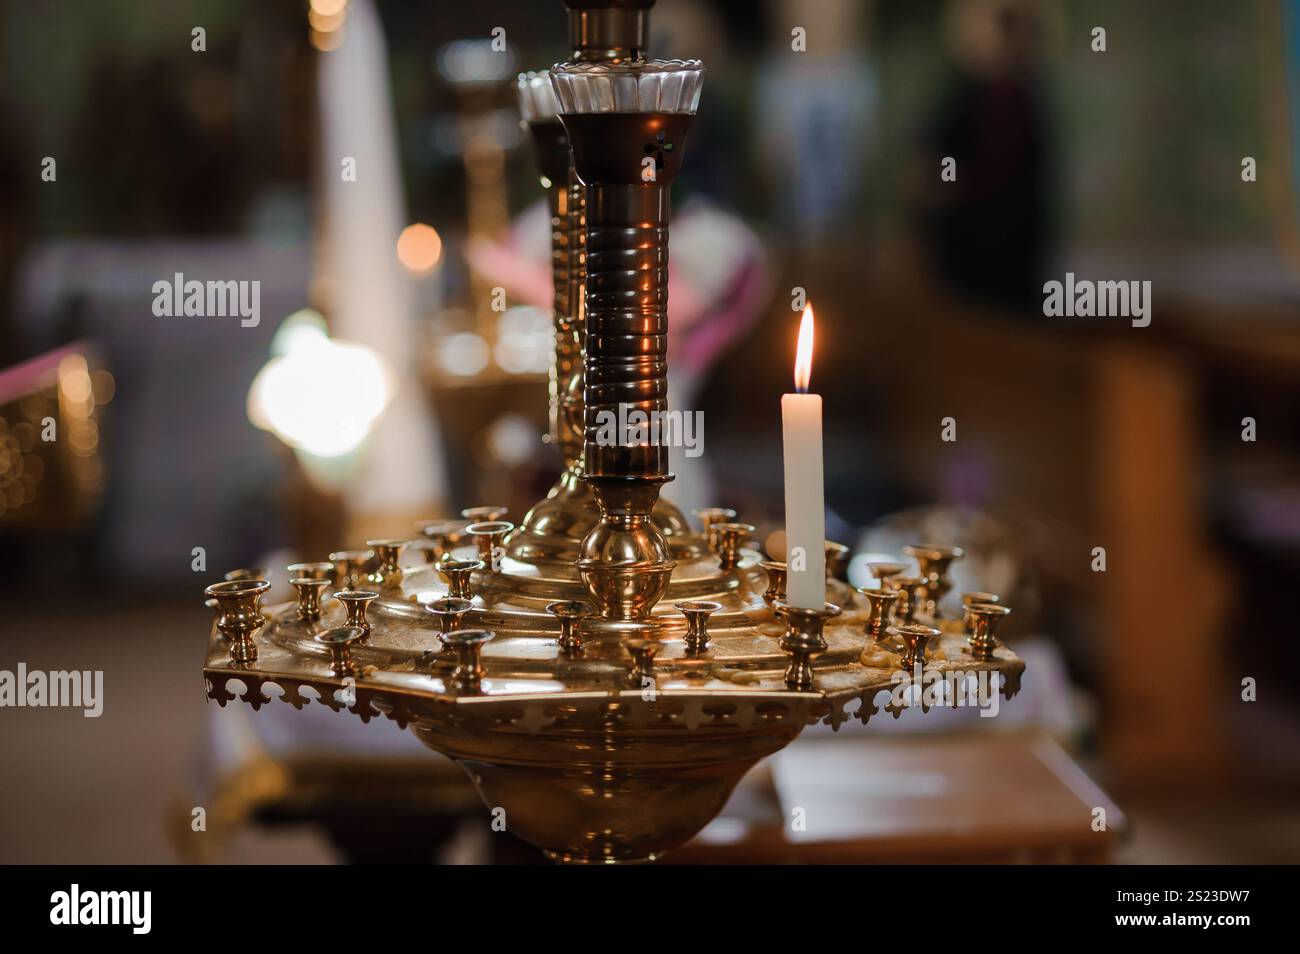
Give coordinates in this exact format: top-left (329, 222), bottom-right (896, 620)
top-left (437, 560), bottom-right (483, 600)
top-left (316, 626), bottom-right (364, 678)
top-left (892, 622), bottom-right (941, 672)
top-left (334, 590), bottom-right (379, 641)
top-left (676, 600), bottom-right (720, 654)
top-left (961, 591), bottom-right (1002, 635)
top-left (462, 506), bottom-right (509, 524)
top-left (365, 539), bottom-right (407, 591)
top-left (759, 560), bottom-right (787, 607)
top-left (966, 602), bottom-right (1011, 661)
top-left (205, 579), bottom-right (269, 664)
top-left (577, 476), bottom-right (676, 620)
top-left (713, 522), bottom-right (756, 571)
top-left (904, 544), bottom-right (964, 620)
top-left (290, 577), bottom-right (329, 622)
top-left (774, 600), bottom-right (841, 691)
top-left (330, 549), bottom-right (375, 590)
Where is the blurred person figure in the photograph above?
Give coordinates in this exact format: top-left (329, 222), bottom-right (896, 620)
top-left (916, 0), bottom-right (1058, 313)
top-left (755, 0), bottom-right (879, 247)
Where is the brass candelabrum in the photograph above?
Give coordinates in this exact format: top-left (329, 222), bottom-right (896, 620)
top-left (201, 0), bottom-right (1024, 864)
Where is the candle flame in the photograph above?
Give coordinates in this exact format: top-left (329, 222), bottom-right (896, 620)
top-left (793, 305), bottom-right (815, 393)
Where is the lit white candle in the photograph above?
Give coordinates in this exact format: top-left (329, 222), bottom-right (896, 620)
top-left (782, 305), bottom-right (825, 609)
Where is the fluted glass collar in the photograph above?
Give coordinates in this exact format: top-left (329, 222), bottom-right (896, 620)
top-left (516, 70), bottom-right (562, 124)
top-left (550, 59), bottom-right (704, 114)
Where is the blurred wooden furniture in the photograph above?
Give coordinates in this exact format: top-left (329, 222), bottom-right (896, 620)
top-left (673, 731), bottom-right (1125, 864)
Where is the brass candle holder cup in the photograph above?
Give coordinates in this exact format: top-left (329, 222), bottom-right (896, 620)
top-left (427, 596), bottom-right (474, 641)
top-left (759, 560), bottom-right (787, 607)
top-left (961, 592), bottom-right (1001, 635)
top-left (329, 549), bottom-right (374, 590)
top-left (856, 586), bottom-right (900, 654)
top-left (773, 600), bottom-right (841, 691)
top-left (824, 541), bottom-right (850, 582)
top-left (414, 520), bottom-right (471, 562)
top-left (903, 544), bottom-right (964, 620)
top-left (443, 628), bottom-right (494, 693)
top-left (891, 622), bottom-right (941, 673)
top-left (290, 577), bottom-right (330, 622)
top-left (365, 539), bottom-right (408, 590)
top-left (675, 600), bottom-right (721, 654)
top-left (316, 626), bottom-right (365, 678)
top-left (224, 566), bottom-right (269, 583)
top-left (333, 590), bottom-right (379, 641)
top-left (205, 579), bottom-right (270, 664)
top-left (546, 600), bottom-right (592, 657)
top-left (467, 521), bottom-right (514, 573)
top-left (623, 638), bottom-right (660, 689)
top-left (713, 522), bottom-right (755, 570)
top-left (889, 576), bottom-right (925, 627)
top-left (461, 505), bottom-right (509, 524)
top-left (286, 561), bottom-right (335, 582)
top-left (966, 602), bottom-right (1011, 661)
top-left (694, 507), bottom-right (737, 552)
top-left (436, 559), bottom-right (482, 600)
top-left (866, 561), bottom-right (909, 584)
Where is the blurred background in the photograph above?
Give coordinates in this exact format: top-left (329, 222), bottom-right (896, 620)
top-left (1, 0), bottom-right (1298, 864)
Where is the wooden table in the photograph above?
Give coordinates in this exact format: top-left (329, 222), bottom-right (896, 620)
top-left (671, 731), bottom-right (1125, 864)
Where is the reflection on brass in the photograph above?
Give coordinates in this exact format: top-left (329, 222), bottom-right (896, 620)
top-left (436, 560), bottom-right (482, 600)
top-left (466, 520), bottom-right (513, 572)
top-left (444, 629), bottom-right (494, 693)
top-left (675, 600), bottom-right (720, 654)
top-left (759, 560), bottom-right (787, 607)
top-left (892, 622), bottom-right (941, 672)
top-left (316, 626), bottom-right (364, 678)
top-left (461, 505), bottom-right (509, 524)
top-left (961, 591), bottom-right (1001, 635)
top-left (713, 522), bottom-right (755, 571)
top-left (205, 580), bottom-right (269, 664)
top-left (334, 590), bottom-right (379, 641)
top-left (904, 544), bottom-right (964, 620)
top-left (329, 549), bottom-right (374, 590)
top-left (365, 539), bottom-right (407, 591)
top-left (824, 541), bottom-right (850, 581)
top-left (856, 587), bottom-right (900, 650)
top-left (547, 600), bottom-right (592, 657)
top-left (577, 477), bottom-right (675, 621)
top-left (966, 603), bottom-right (1011, 661)
top-left (290, 577), bottom-right (329, 622)
top-left (775, 601), bottom-right (841, 691)
top-left (623, 637), bottom-right (660, 689)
